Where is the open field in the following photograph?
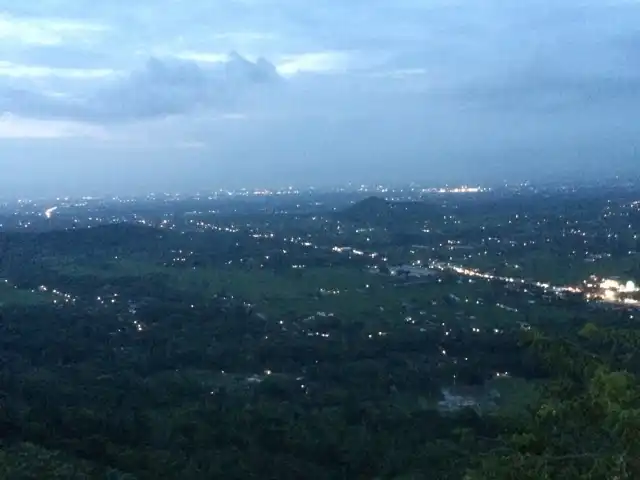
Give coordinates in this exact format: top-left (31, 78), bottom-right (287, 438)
top-left (0, 280), bottom-right (52, 306)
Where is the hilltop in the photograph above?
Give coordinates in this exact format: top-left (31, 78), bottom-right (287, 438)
top-left (340, 196), bottom-right (438, 223)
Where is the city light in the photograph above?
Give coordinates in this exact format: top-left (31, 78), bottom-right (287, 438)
top-left (583, 276), bottom-right (640, 305)
top-left (44, 206), bottom-right (57, 218)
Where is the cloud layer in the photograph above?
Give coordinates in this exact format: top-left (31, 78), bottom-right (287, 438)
top-left (0, 0), bottom-right (639, 194)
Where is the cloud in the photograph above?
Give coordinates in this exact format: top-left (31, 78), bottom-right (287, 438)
top-left (275, 51), bottom-right (354, 76)
top-left (0, 0), bottom-right (639, 193)
top-left (171, 50), bottom-right (353, 77)
top-left (3, 44), bottom-right (116, 69)
top-left (0, 53), bottom-right (281, 123)
top-left (174, 52), bottom-right (229, 64)
top-left (0, 113), bottom-right (106, 139)
top-left (453, 74), bottom-right (640, 114)
top-left (0, 61), bottom-right (114, 79)
top-left (0, 13), bottom-right (107, 46)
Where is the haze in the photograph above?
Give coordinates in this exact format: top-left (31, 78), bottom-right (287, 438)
top-left (1, 0), bottom-right (639, 196)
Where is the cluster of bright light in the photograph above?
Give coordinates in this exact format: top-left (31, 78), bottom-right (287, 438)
top-left (436, 186), bottom-right (482, 193)
top-left (431, 262), bottom-right (639, 308)
top-left (44, 206), bottom-right (57, 219)
top-left (583, 276), bottom-right (639, 305)
top-left (435, 262), bottom-right (569, 293)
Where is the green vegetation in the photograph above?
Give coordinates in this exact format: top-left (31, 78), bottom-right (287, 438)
top-left (0, 281), bottom-right (52, 306)
top-left (0, 190), bottom-right (638, 478)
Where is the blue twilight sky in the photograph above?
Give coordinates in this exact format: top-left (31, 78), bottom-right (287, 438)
top-left (0, 0), bottom-right (639, 196)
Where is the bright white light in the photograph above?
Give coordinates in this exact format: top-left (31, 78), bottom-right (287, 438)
top-left (601, 279), bottom-right (619, 290)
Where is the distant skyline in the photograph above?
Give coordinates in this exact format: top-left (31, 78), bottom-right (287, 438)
top-left (1, 0), bottom-right (639, 196)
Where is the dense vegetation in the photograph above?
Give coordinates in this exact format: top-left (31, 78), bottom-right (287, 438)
top-left (1, 300), bottom-right (637, 478)
top-left (0, 191), bottom-right (638, 478)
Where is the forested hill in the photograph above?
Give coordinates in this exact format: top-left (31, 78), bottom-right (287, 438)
top-left (0, 307), bottom-right (639, 478)
top-left (340, 196), bottom-right (439, 222)
top-left (0, 224), bottom-right (165, 254)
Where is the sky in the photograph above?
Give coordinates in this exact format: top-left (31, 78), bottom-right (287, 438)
top-left (0, 0), bottom-right (639, 196)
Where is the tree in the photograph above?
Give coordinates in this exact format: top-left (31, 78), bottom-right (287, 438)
top-left (465, 325), bottom-right (640, 479)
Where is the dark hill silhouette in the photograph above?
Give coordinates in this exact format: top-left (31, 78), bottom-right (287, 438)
top-left (342, 196), bottom-right (392, 219)
top-left (340, 196), bottom-right (438, 223)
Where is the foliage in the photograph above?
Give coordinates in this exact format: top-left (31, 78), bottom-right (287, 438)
top-left (465, 328), bottom-right (640, 479)
top-left (0, 197), bottom-right (638, 478)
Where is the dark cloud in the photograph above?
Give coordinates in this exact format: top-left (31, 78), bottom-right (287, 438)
top-left (1, 0), bottom-right (640, 196)
top-left (0, 53), bottom-right (281, 123)
top-left (225, 51), bottom-right (280, 84)
top-left (449, 74), bottom-right (640, 114)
